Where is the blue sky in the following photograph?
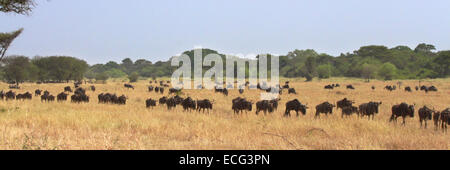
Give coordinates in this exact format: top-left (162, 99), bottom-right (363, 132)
top-left (1, 0), bottom-right (449, 64)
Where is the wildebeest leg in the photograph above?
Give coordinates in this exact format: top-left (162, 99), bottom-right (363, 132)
top-left (424, 120), bottom-right (427, 129)
top-left (402, 116), bottom-right (406, 126)
top-left (420, 119), bottom-right (423, 128)
top-left (296, 110), bottom-right (299, 117)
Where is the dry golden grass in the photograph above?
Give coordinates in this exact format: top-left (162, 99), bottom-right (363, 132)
top-left (0, 78), bottom-right (448, 150)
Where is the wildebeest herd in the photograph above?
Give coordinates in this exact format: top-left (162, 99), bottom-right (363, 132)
top-left (1, 81), bottom-right (449, 132)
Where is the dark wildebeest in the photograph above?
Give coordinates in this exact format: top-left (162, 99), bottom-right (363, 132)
top-left (341, 106), bottom-right (359, 118)
top-left (232, 97), bottom-right (252, 114)
top-left (145, 98), bottom-right (157, 108)
top-left (169, 88), bottom-right (181, 95)
top-left (43, 90), bottom-right (50, 96)
top-left (64, 86), bottom-right (72, 93)
top-left (148, 86), bottom-right (154, 92)
top-left (336, 98), bottom-right (354, 110)
top-left (47, 95), bottom-right (55, 102)
top-left (371, 86), bottom-right (375, 90)
top-left (239, 89), bottom-right (244, 94)
top-left (71, 94), bottom-right (89, 103)
top-left (90, 86), bottom-right (96, 92)
top-left (74, 81), bottom-right (82, 88)
top-left (124, 84), bottom-right (134, 90)
top-left (181, 97), bottom-right (196, 111)
top-left (439, 108), bottom-right (450, 132)
top-left (159, 87), bottom-right (164, 94)
top-left (35, 89), bottom-right (42, 96)
top-left (284, 99), bottom-right (307, 117)
top-left (385, 85), bottom-right (396, 91)
top-left (282, 84), bottom-right (290, 89)
top-left (288, 88), bottom-right (297, 94)
top-left (196, 99), bottom-right (213, 113)
top-left (0, 91), bottom-right (4, 100)
top-left (256, 100), bottom-right (274, 115)
top-left (359, 102), bottom-right (382, 120)
top-left (117, 95), bottom-right (127, 105)
top-left (346, 85), bottom-right (355, 90)
top-left (390, 103), bottom-right (415, 126)
top-left (74, 88), bottom-right (86, 95)
top-left (5, 91), bottom-right (16, 100)
top-left (166, 97), bottom-right (177, 110)
top-left (428, 86), bottom-right (438, 92)
top-left (415, 86), bottom-right (419, 91)
top-left (418, 106), bottom-right (434, 128)
top-left (159, 96), bottom-right (168, 105)
top-left (315, 102), bottom-right (336, 118)
top-left (433, 111), bottom-right (441, 130)
top-left (324, 85), bottom-right (334, 90)
top-left (405, 86), bottom-right (412, 92)
top-left (57, 92), bottom-right (68, 102)
top-left (16, 92), bottom-right (32, 100)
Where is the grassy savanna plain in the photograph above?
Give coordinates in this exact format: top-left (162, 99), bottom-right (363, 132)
top-left (0, 78), bottom-right (448, 150)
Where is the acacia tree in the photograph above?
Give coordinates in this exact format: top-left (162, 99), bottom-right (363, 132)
top-left (0, 0), bottom-right (35, 15)
top-left (3, 55), bottom-right (34, 86)
top-left (0, 28), bottom-right (23, 61)
top-left (0, 0), bottom-right (36, 62)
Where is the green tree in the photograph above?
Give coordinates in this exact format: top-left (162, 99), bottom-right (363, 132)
top-left (128, 72), bottom-right (139, 82)
top-left (3, 55), bottom-right (33, 85)
top-left (95, 72), bottom-right (109, 82)
top-left (0, 28), bottom-right (23, 61)
top-left (303, 56), bottom-right (317, 81)
top-left (361, 63), bottom-right (377, 82)
top-left (414, 43), bottom-right (436, 53)
top-left (433, 51), bottom-right (450, 77)
top-left (316, 64), bottom-right (332, 79)
top-left (378, 62), bottom-right (397, 80)
top-left (0, 0), bottom-right (35, 15)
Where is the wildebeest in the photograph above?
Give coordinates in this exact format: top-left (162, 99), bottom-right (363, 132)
top-left (336, 98), bottom-right (354, 110)
top-left (74, 81), bottom-right (82, 88)
top-left (315, 102), bottom-right (335, 118)
top-left (74, 88), bottom-right (86, 95)
top-left (433, 111), bottom-right (441, 130)
top-left (0, 91), bottom-right (4, 100)
top-left (117, 95), bottom-right (127, 105)
top-left (288, 88), bottom-right (297, 94)
top-left (159, 96), bottom-right (168, 104)
top-left (385, 85), bottom-right (395, 91)
top-left (256, 100), bottom-right (274, 115)
top-left (428, 86), bottom-right (438, 92)
top-left (159, 87), bottom-right (164, 94)
top-left (155, 87), bottom-right (160, 93)
top-left (5, 91), bottom-right (16, 100)
top-left (358, 102), bottom-right (382, 120)
top-left (41, 93), bottom-right (55, 102)
top-left (35, 89), bottom-right (42, 96)
top-left (390, 103), bottom-right (415, 125)
top-left (57, 92), bottom-right (68, 102)
top-left (90, 86), bottom-right (96, 92)
top-left (214, 87), bottom-right (228, 96)
top-left (284, 99), bottom-right (307, 117)
top-left (196, 99), bottom-right (213, 113)
top-left (418, 106), bottom-right (434, 128)
top-left (145, 98), bottom-right (157, 108)
top-left (405, 86), bottom-right (412, 92)
top-left (346, 85), bottom-right (355, 90)
top-left (341, 106), bottom-right (359, 118)
top-left (124, 84), bottom-right (134, 90)
top-left (371, 86), bottom-right (375, 90)
top-left (439, 108), bottom-right (449, 132)
top-left (16, 92), bottom-right (32, 100)
top-left (232, 97), bottom-right (252, 114)
top-left (71, 94), bottom-right (89, 103)
top-left (324, 85), bottom-right (334, 90)
top-left (239, 89), bottom-right (244, 94)
top-left (282, 84), bottom-right (290, 89)
top-left (148, 86), bottom-right (154, 92)
top-left (169, 88), bottom-right (182, 95)
top-left (64, 86), bottom-right (72, 92)
top-left (166, 97), bottom-right (177, 110)
top-left (181, 97), bottom-right (196, 111)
